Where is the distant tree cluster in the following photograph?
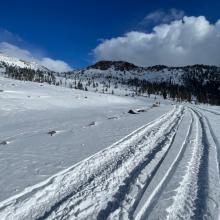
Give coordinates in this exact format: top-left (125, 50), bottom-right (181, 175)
top-left (4, 65), bottom-right (56, 85)
top-left (3, 61), bottom-right (220, 105)
top-left (181, 65), bottom-right (220, 105)
top-left (128, 79), bottom-right (191, 101)
top-left (127, 67), bottom-right (220, 105)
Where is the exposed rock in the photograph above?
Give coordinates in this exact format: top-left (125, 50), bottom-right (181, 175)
top-left (48, 130), bottom-right (56, 136)
top-left (0, 141), bottom-right (8, 145)
top-left (128, 109), bottom-right (138, 114)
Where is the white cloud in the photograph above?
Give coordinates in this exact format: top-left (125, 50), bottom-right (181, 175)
top-left (94, 16), bottom-right (220, 66)
top-left (0, 34), bottom-right (72, 72)
top-left (141, 9), bottom-right (185, 26)
top-left (40, 57), bottom-right (72, 72)
top-left (0, 42), bottom-right (32, 60)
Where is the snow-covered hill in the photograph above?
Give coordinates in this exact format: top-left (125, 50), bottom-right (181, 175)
top-left (0, 53), bottom-right (49, 71)
top-left (0, 53), bottom-right (57, 85)
top-left (64, 61), bottom-right (182, 84)
top-left (0, 54), bottom-right (219, 104)
top-left (65, 61), bottom-right (220, 85)
top-left (58, 61), bottom-right (220, 105)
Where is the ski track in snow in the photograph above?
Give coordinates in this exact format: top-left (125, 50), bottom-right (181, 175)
top-left (0, 105), bottom-right (220, 220)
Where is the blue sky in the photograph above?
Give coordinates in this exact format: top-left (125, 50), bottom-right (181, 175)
top-left (0, 0), bottom-right (220, 70)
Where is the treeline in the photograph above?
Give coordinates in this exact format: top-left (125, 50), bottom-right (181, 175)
top-left (2, 61), bottom-right (220, 105)
top-left (4, 65), bottom-right (56, 84)
top-left (126, 65), bottom-right (220, 105)
top-left (181, 65), bottom-right (220, 105)
top-left (127, 77), bottom-right (220, 105)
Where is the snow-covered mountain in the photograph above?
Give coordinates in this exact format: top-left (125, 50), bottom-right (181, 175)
top-left (65, 61), bottom-right (179, 83)
top-left (59, 61), bottom-right (220, 105)
top-left (0, 53), bottom-right (49, 71)
top-left (1, 54), bottom-right (219, 105)
top-left (67, 60), bottom-right (220, 85)
top-left (0, 53), bottom-right (56, 84)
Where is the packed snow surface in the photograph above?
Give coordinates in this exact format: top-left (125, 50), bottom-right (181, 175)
top-left (0, 76), bottom-right (220, 220)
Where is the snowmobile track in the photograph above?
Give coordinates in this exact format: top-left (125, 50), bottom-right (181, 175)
top-left (135, 108), bottom-right (194, 220)
top-left (0, 106), bottom-right (185, 220)
top-left (3, 105), bottom-right (220, 220)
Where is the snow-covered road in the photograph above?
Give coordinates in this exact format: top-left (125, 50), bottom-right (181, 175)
top-left (0, 77), bottom-right (220, 219)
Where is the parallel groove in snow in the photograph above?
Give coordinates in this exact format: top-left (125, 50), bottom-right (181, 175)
top-left (204, 116), bottom-right (220, 176)
top-left (165, 108), bottom-right (209, 220)
top-left (195, 106), bottom-right (220, 116)
top-left (97, 108), bottom-right (183, 220)
top-left (1, 105), bottom-right (219, 220)
top-left (135, 108), bottom-right (194, 220)
top-left (0, 106), bottom-right (183, 220)
top-left (42, 106), bottom-right (184, 220)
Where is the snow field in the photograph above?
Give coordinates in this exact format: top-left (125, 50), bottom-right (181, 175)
top-left (0, 76), bottom-right (220, 219)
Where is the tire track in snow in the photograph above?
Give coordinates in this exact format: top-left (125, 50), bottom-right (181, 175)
top-left (194, 106), bottom-right (220, 116)
top-left (203, 115), bottom-right (220, 177)
top-left (165, 108), bottom-right (209, 220)
top-left (192, 109), bottom-right (209, 219)
top-left (97, 109), bottom-right (183, 220)
top-left (0, 106), bottom-right (183, 220)
top-left (36, 106), bottom-right (182, 220)
top-left (196, 109), bottom-right (220, 219)
top-left (41, 106), bottom-right (184, 220)
top-left (135, 108), bottom-right (194, 220)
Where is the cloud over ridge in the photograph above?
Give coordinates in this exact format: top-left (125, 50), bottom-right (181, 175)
top-left (94, 15), bottom-right (220, 66)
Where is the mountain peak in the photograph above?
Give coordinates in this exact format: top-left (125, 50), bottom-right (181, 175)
top-left (88, 60), bottom-right (140, 71)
